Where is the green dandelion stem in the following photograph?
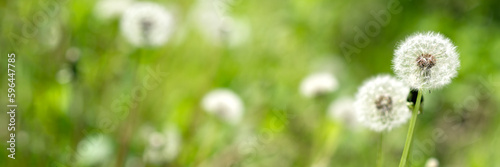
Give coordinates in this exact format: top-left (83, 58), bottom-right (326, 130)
top-left (378, 132), bottom-right (384, 167)
top-left (399, 90), bottom-right (422, 167)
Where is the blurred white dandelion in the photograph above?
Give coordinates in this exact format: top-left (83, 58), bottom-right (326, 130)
top-left (327, 97), bottom-right (359, 129)
top-left (56, 65), bottom-right (74, 84)
top-left (143, 128), bottom-right (182, 164)
top-left (66, 47), bottom-right (81, 63)
top-left (120, 2), bottom-right (176, 47)
top-left (425, 157), bottom-right (439, 167)
top-left (310, 56), bottom-right (345, 75)
top-left (393, 32), bottom-right (460, 89)
top-left (76, 135), bottom-right (114, 166)
top-left (235, 130), bottom-right (258, 155)
top-left (45, 23), bottom-right (61, 50)
top-left (354, 75), bottom-right (411, 132)
top-left (94, 0), bottom-right (134, 20)
top-left (191, 0), bottom-right (251, 47)
top-left (201, 89), bottom-right (244, 124)
top-left (300, 72), bottom-right (339, 98)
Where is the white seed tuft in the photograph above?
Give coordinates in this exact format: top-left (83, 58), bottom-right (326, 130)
top-left (56, 65), bottom-right (74, 84)
top-left (393, 32), bottom-right (460, 89)
top-left (77, 135), bottom-right (114, 166)
top-left (191, 0), bottom-right (251, 47)
top-left (354, 75), bottom-right (411, 132)
top-left (94, 0), bottom-right (134, 20)
top-left (202, 89), bottom-right (244, 124)
top-left (120, 2), bottom-right (175, 47)
top-left (300, 72), bottom-right (339, 98)
top-left (143, 128), bottom-right (182, 164)
top-left (425, 157), bottom-right (439, 167)
top-left (328, 97), bottom-right (359, 129)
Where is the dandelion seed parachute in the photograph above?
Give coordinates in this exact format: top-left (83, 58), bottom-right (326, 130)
top-left (328, 97), bottom-right (359, 129)
top-left (56, 65), bottom-right (74, 84)
top-left (354, 75), bottom-right (411, 132)
top-left (393, 32), bottom-right (460, 89)
top-left (76, 135), bottom-right (114, 166)
top-left (425, 157), bottom-right (439, 167)
top-left (201, 89), bottom-right (244, 124)
top-left (299, 72), bottom-right (339, 98)
top-left (143, 128), bottom-right (182, 164)
top-left (191, 0), bottom-right (251, 47)
top-left (120, 2), bottom-right (175, 47)
top-left (94, 0), bottom-right (134, 20)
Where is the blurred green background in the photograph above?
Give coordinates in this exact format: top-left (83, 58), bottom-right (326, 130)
top-left (1, 0), bottom-right (500, 166)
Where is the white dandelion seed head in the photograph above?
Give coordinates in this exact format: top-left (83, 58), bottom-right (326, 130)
top-left (76, 135), bottom-right (114, 166)
top-left (393, 32), bottom-right (460, 89)
top-left (425, 157), bottom-right (439, 167)
top-left (300, 72), bottom-right (339, 98)
top-left (219, 17), bottom-right (251, 47)
top-left (191, 0), bottom-right (251, 47)
top-left (148, 132), bottom-right (166, 148)
top-left (201, 89), bottom-right (244, 124)
top-left (354, 75), bottom-right (411, 132)
top-left (56, 65), bottom-right (74, 84)
top-left (65, 47), bottom-right (81, 63)
top-left (143, 128), bottom-right (181, 164)
top-left (94, 0), bottom-right (134, 20)
top-left (327, 97), bottom-right (359, 129)
top-left (43, 23), bottom-right (62, 50)
top-left (120, 2), bottom-right (176, 47)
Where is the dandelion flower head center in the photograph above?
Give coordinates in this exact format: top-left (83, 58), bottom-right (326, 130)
top-left (416, 53), bottom-right (436, 70)
top-left (375, 95), bottom-right (393, 116)
top-left (214, 101), bottom-right (230, 117)
top-left (393, 32), bottom-right (460, 89)
top-left (149, 133), bottom-right (165, 148)
top-left (140, 18), bottom-right (154, 41)
top-left (354, 75), bottom-right (411, 132)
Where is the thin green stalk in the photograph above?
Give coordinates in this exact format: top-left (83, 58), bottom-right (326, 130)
top-left (399, 90), bottom-right (422, 167)
top-left (377, 133), bottom-right (384, 167)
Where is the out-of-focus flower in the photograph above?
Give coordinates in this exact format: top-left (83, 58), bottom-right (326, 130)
top-left (65, 47), bottom-right (81, 63)
top-left (425, 157), bottom-right (439, 167)
top-left (393, 32), bottom-right (460, 89)
top-left (191, 0), bottom-right (250, 47)
top-left (201, 89), bottom-right (244, 124)
top-left (94, 0), bottom-right (134, 20)
top-left (327, 97), bottom-right (358, 129)
top-left (354, 75), bottom-right (410, 132)
top-left (143, 128), bottom-right (182, 164)
top-left (120, 2), bottom-right (176, 47)
top-left (56, 65), bottom-right (74, 84)
top-left (77, 135), bottom-right (114, 166)
top-left (39, 23), bottom-right (61, 50)
top-left (300, 72), bottom-right (338, 98)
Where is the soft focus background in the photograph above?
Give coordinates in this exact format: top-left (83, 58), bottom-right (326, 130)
top-left (1, 0), bottom-right (500, 166)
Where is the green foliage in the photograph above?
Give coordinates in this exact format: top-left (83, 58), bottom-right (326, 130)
top-left (0, 0), bottom-right (499, 166)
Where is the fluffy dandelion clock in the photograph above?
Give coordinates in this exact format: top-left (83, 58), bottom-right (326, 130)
top-left (300, 72), bottom-right (339, 98)
top-left (354, 75), bottom-right (411, 132)
top-left (56, 66), bottom-right (74, 84)
top-left (191, 0), bottom-right (251, 47)
top-left (328, 97), bottom-right (359, 129)
top-left (143, 128), bottom-right (182, 164)
top-left (393, 32), bottom-right (460, 89)
top-left (120, 2), bottom-right (175, 47)
top-left (76, 135), bottom-right (113, 166)
top-left (425, 157), bottom-right (439, 167)
top-left (94, 0), bottom-right (134, 20)
top-left (201, 89), bottom-right (244, 124)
